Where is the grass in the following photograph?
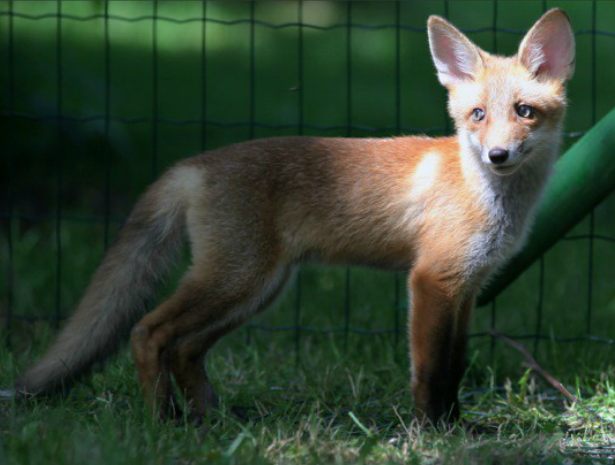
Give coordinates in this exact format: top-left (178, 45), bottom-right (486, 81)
top-left (1, 331), bottom-right (615, 465)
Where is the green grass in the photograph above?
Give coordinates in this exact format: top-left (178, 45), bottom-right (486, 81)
top-left (1, 332), bottom-right (615, 465)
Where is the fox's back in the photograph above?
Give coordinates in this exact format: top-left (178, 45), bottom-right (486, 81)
top-left (178, 135), bottom-right (484, 270)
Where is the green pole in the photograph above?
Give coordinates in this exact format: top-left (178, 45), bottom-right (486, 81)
top-left (478, 107), bottom-right (615, 306)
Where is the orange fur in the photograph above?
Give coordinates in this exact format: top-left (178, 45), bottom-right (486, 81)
top-left (15, 9), bottom-right (575, 426)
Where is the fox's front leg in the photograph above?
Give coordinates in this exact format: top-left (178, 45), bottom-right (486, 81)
top-left (409, 265), bottom-right (462, 425)
top-left (444, 294), bottom-right (475, 421)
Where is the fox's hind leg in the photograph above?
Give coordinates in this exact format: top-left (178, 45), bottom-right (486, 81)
top-left (130, 283), bottom-right (197, 419)
top-left (166, 325), bottom-right (229, 422)
top-left (130, 264), bottom-right (289, 420)
top-left (167, 268), bottom-right (290, 422)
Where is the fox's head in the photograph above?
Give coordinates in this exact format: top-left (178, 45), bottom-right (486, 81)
top-left (427, 9), bottom-right (575, 176)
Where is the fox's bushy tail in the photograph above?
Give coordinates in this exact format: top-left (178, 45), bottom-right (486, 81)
top-left (16, 169), bottom-right (187, 395)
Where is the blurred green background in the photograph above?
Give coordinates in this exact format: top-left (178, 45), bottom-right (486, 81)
top-left (1, 1), bottom-right (615, 372)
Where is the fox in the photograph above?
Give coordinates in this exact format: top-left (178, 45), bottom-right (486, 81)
top-left (10, 9), bottom-right (574, 425)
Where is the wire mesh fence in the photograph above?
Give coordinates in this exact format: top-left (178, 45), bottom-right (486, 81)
top-left (1, 1), bottom-right (615, 363)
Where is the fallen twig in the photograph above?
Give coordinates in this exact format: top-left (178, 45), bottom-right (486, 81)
top-left (488, 331), bottom-right (577, 403)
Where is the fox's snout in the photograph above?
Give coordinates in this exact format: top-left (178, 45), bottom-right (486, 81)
top-left (466, 125), bottom-right (536, 175)
top-left (487, 148), bottom-right (509, 165)
top-left (480, 141), bottom-right (530, 175)
top-left (482, 145), bottom-right (525, 175)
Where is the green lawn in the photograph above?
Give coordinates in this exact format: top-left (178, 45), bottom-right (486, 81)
top-left (1, 330), bottom-right (615, 464)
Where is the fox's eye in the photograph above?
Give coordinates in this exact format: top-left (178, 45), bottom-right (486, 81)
top-left (516, 104), bottom-right (535, 119)
top-left (472, 108), bottom-right (485, 122)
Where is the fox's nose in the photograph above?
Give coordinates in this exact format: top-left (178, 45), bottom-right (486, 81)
top-left (488, 148), bottom-right (509, 165)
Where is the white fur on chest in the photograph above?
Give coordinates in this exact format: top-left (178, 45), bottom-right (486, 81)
top-left (467, 181), bottom-right (537, 272)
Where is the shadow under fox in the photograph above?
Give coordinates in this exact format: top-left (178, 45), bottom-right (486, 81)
top-left (14, 9), bottom-right (575, 425)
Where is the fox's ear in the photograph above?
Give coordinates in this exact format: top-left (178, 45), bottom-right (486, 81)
top-left (427, 16), bottom-right (483, 87)
top-left (518, 8), bottom-right (575, 82)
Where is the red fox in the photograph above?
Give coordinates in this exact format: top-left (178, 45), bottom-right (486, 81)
top-left (12, 9), bottom-right (574, 425)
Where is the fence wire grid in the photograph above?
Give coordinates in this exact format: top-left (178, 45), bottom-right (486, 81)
top-left (2, 1), bottom-right (615, 363)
